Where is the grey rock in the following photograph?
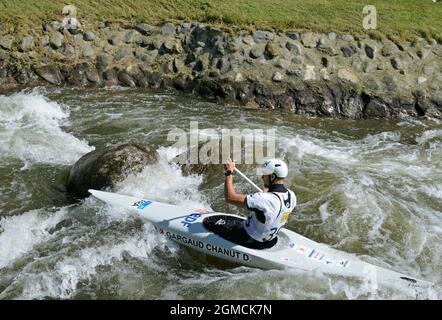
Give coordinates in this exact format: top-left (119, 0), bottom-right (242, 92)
top-left (363, 62), bottom-right (376, 73)
top-left (285, 41), bottom-right (301, 55)
top-left (65, 63), bottom-right (89, 86)
top-left (365, 44), bottom-right (376, 59)
top-left (417, 77), bottom-right (427, 84)
top-left (381, 42), bottom-right (397, 57)
top-left (432, 46), bottom-right (442, 57)
top-left (33, 65), bottom-right (64, 85)
top-left (341, 94), bottom-right (364, 119)
top-left (178, 23), bottom-right (191, 34)
top-left (342, 34), bottom-right (354, 41)
top-left (103, 69), bottom-right (117, 82)
top-left (337, 69), bottom-right (359, 85)
top-left (390, 57), bottom-right (402, 70)
top-left (115, 47), bottom-right (132, 61)
top-left (423, 65), bottom-right (434, 75)
top-left (242, 36), bottom-right (255, 46)
top-left (160, 39), bottom-right (182, 54)
top-left (118, 71), bottom-right (136, 87)
top-left (328, 32), bottom-right (337, 40)
top-left (250, 46), bottom-right (265, 58)
top-left (292, 56), bottom-right (304, 64)
top-left (173, 58), bottom-right (186, 73)
top-left (40, 35), bottom-right (49, 47)
top-left (108, 33), bottom-right (124, 46)
top-left (81, 43), bottom-right (95, 58)
top-left (286, 32), bottom-right (300, 40)
top-left (83, 31), bottom-right (95, 41)
top-left (275, 58), bottom-right (289, 69)
top-left (352, 59), bottom-right (364, 73)
top-left (301, 32), bottom-right (318, 48)
top-left (316, 40), bottom-right (338, 56)
top-left (85, 67), bottom-right (101, 84)
top-left (64, 44), bottom-right (76, 55)
top-left (194, 54), bottom-right (210, 72)
top-left (365, 99), bottom-right (388, 118)
top-left (0, 65), bottom-right (8, 80)
top-left (135, 23), bottom-right (154, 36)
top-left (216, 57), bottom-right (231, 73)
top-left (124, 30), bottom-right (139, 44)
top-left (139, 50), bottom-right (158, 64)
top-left (417, 48), bottom-right (431, 59)
top-left (100, 27), bottom-right (111, 37)
top-left (0, 51), bottom-right (5, 61)
top-left (19, 36), bottom-right (34, 52)
top-left (96, 54), bottom-right (111, 69)
top-left (67, 24), bottom-right (82, 35)
top-left (383, 75), bottom-right (397, 92)
top-left (42, 23), bottom-right (51, 32)
top-left (73, 34), bottom-right (83, 45)
top-left (0, 36), bottom-right (14, 50)
top-left (161, 23), bottom-right (176, 36)
top-left (66, 143), bottom-right (159, 198)
top-left (253, 30), bottom-right (274, 43)
top-left (272, 71), bottom-right (283, 82)
top-left (161, 61), bottom-right (173, 74)
top-left (341, 46), bottom-right (357, 57)
top-left (265, 41), bottom-right (279, 58)
top-left (50, 32), bottom-right (64, 49)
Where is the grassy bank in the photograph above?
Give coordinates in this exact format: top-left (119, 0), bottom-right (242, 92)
top-left (0, 0), bottom-right (441, 40)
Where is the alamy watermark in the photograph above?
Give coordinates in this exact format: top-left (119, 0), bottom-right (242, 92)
top-left (362, 5), bottom-right (377, 30)
top-left (167, 121), bottom-right (276, 165)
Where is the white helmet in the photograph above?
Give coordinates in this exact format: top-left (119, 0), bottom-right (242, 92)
top-left (260, 159), bottom-right (288, 178)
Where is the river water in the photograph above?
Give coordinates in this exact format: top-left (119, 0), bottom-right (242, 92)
top-left (0, 86), bottom-right (441, 299)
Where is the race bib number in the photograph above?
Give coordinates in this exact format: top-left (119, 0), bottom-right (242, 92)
top-left (280, 211), bottom-right (291, 223)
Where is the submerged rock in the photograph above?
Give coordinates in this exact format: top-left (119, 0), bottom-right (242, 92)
top-left (67, 143), bottom-right (159, 198)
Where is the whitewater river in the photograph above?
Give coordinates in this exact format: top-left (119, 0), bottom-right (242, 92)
top-left (0, 86), bottom-right (441, 299)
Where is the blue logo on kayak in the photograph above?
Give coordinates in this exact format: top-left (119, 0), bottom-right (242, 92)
top-left (131, 200), bottom-right (152, 210)
top-left (181, 213), bottom-right (202, 227)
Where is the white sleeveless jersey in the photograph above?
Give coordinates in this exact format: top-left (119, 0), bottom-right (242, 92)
top-left (244, 188), bottom-right (297, 242)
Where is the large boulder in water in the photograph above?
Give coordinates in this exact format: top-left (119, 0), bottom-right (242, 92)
top-left (67, 143), bottom-right (159, 198)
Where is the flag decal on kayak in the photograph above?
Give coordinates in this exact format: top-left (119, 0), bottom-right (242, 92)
top-left (131, 199), bottom-right (152, 210)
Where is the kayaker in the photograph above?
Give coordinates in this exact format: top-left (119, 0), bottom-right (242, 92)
top-left (224, 158), bottom-right (297, 249)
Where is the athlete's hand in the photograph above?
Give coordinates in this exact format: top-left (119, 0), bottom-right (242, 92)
top-left (225, 159), bottom-right (235, 171)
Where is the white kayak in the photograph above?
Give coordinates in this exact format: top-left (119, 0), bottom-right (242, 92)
top-left (89, 189), bottom-right (433, 290)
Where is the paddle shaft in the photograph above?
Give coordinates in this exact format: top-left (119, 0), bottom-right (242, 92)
top-left (233, 168), bottom-right (263, 192)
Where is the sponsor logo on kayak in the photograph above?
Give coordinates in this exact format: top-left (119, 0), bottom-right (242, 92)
top-left (181, 213), bottom-right (202, 227)
top-left (165, 231), bottom-right (250, 262)
top-left (131, 199), bottom-right (152, 209)
top-left (339, 260), bottom-right (349, 268)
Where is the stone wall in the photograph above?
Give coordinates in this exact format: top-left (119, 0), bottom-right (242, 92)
top-left (0, 21), bottom-right (441, 119)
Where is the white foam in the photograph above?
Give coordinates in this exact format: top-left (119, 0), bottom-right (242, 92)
top-left (16, 222), bottom-right (169, 299)
top-left (0, 90), bottom-right (94, 167)
top-left (116, 147), bottom-right (211, 211)
top-left (421, 185), bottom-right (442, 200)
top-left (416, 129), bottom-right (442, 145)
top-left (279, 135), bottom-right (356, 163)
top-left (0, 207), bottom-right (67, 269)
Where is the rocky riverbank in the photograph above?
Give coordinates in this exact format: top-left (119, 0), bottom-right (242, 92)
top-left (0, 20), bottom-right (441, 119)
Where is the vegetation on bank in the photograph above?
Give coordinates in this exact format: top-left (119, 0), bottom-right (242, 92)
top-left (0, 0), bottom-right (441, 41)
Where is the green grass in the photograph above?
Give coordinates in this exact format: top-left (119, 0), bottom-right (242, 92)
top-left (0, 0), bottom-right (441, 40)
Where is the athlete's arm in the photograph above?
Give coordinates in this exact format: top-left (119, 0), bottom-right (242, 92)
top-left (224, 175), bottom-right (247, 208)
top-left (224, 160), bottom-right (247, 208)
